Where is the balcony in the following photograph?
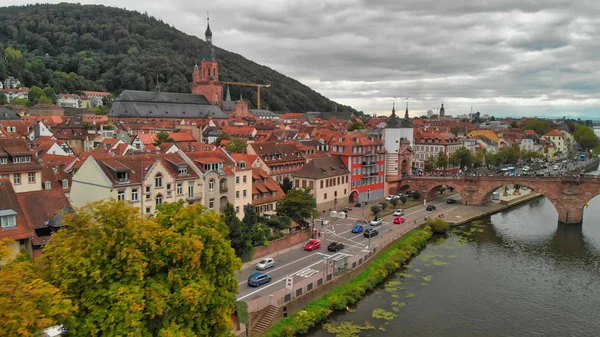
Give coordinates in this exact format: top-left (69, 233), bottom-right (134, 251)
top-left (362, 161), bottom-right (376, 166)
top-left (220, 185), bottom-right (228, 193)
top-left (363, 150), bottom-right (377, 156)
top-left (186, 193), bottom-right (203, 203)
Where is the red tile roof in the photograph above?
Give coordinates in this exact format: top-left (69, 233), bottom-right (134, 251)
top-left (17, 189), bottom-right (70, 230)
top-left (543, 129), bottom-right (563, 137)
top-left (251, 168), bottom-right (285, 206)
top-left (0, 179), bottom-right (33, 241)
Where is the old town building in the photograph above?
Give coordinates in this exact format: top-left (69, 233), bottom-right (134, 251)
top-left (292, 156), bottom-right (350, 212)
top-left (251, 167), bottom-right (285, 216)
top-left (247, 141), bottom-right (306, 183)
top-left (192, 18), bottom-right (223, 107)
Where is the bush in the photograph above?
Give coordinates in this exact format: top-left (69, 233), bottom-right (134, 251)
top-left (412, 191), bottom-right (421, 200)
top-left (390, 198), bottom-right (399, 207)
top-left (425, 217), bottom-right (449, 234)
top-left (263, 227), bottom-right (433, 337)
top-left (379, 201), bottom-right (389, 210)
top-left (399, 195), bottom-right (408, 204)
top-left (370, 205), bottom-right (381, 216)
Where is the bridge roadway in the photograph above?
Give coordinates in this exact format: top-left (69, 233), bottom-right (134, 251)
top-left (404, 174), bottom-right (600, 224)
top-left (236, 194), bottom-right (459, 301)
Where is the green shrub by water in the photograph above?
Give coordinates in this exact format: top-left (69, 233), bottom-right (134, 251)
top-left (262, 227), bottom-right (433, 337)
top-left (425, 218), bottom-right (449, 234)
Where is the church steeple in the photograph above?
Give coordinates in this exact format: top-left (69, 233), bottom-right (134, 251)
top-left (386, 98), bottom-right (400, 128)
top-left (225, 86), bottom-right (231, 101)
top-left (205, 11), bottom-right (213, 44)
top-left (404, 98), bottom-right (409, 119)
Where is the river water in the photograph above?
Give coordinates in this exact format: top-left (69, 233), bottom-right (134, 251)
top-left (307, 196), bottom-right (600, 337)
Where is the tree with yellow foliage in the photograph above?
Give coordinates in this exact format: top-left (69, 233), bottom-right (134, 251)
top-left (41, 200), bottom-right (242, 336)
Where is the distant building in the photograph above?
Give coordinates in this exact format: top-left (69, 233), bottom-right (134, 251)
top-left (292, 156), bottom-right (350, 212)
top-left (383, 101), bottom-right (414, 182)
top-left (3, 88), bottom-right (29, 102)
top-left (478, 120), bottom-right (509, 129)
top-left (3, 76), bottom-right (21, 89)
top-left (28, 104), bottom-right (65, 117)
top-left (191, 18), bottom-right (223, 107)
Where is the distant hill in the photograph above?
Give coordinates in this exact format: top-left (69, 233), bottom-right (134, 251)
top-left (0, 3), bottom-right (359, 114)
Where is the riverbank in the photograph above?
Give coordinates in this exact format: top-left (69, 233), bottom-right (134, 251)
top-left (259, 190), bottom-right (546, 336)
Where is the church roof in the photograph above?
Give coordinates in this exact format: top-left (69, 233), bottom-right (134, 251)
top-left (109, 90), bottom-right (227, 119)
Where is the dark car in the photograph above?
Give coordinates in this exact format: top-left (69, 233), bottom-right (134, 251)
top-left (327, 242), bottom-right (345, 252)
top-left (364, 228), bottom-right (379, 238)
top-left (247, 273), bottom-right (272, 287)
top-left (447, 199), bottom-right (457, 204)
top-left (426, 205), bottom-right (437, 211)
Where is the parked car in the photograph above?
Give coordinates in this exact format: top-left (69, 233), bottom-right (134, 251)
top-left (447, 199), bottom-right (457, 204)
top-left (426, 205), bottom-right (437, 211)
top-left (342, 207), bottom-right (352, 213)
top-left (369, 217), bottom-right (383, 226)
top-left (248, 273), bottom-right (272, 287)
top-left (304, 239), bottom-right (322, 251)
top-left (256, 257), bottom-right (275, 270)
top-left (385, 195), bottom-right (395, 201)
top-left (393, 217), bottom-right (405, 224)
top-left (364, 228), bottom-right (379, 238)
top-left (327, 242), bottom-right (345, 252)
top-left (351, 223), bottom-right (364, 233)
top-left (393, 209), bottom-right (404, 216)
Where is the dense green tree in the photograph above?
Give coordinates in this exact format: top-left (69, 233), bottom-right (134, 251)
top-left (424, 158), bottom-right (435, 173)
top-left (425, 217), bottom-right (449, 234)
top-left (0, 93), bottom-right (7, 105)
top-left (497, 144), bottom-right (521, 164)
top-left (42, 200), bottom-right (241, 337)
top-left (524, 118), bottom-right (552, 135)
top-left (347, 121), bottom-right (364, 131)
top-left (521, 150), bottom-right (543, 160)
top-left (222, 203), bottom-right (253, 261)
top-left (277, 189), bottom-right (317, 224)
top-left (510, 121), bottom-right (519, 129)
top-left (279, 176), bottom-right (293, 194)
top-left (152, 130), bottom-right (174, 146)
top-left (0, 3), bottom-right (360, 114)
top-left (214, 133), bottom-right (231, 146)
top-left (573, 124), bottom-right (599, 151)
top-left (390, 198), bottom-right (399, 207)
top-left (435, 151), bottom-right (448, 169)
top-left (370, 205), bottom-right (381, 216)
top-left (9, 97), bottom-right (28, 106)
top-left (399, 195), bottom-right (408, 204)
top-left (265, 216), bottom-right (292, 231)
top-left (449, 147), bottom-right (474, 168)
top-left (225, 138), bottom-right (247, 153)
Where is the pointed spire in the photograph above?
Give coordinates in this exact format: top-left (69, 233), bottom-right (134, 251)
top-left (225, 86), bottom-right (231, 101)
top-left (391, 98), bottom-right (396, 116)
top-left (404, 98), bottom-right (409, 119)
top-left (205, 11), bottom-right (213, 43)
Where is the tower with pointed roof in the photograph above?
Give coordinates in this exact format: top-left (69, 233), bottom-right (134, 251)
top-left (439, 103), bottom-right (445, 118)
top-left (192, 12), bottom-right (223, 107)
top-left (383, 98), bottom-right (414, 186)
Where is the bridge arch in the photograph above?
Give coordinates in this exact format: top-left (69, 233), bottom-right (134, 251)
top-left (424, 182), bottom-right (463, 203)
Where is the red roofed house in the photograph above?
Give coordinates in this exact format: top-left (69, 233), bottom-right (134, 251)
top-left (413, 130), bottom-right (462, 172)
top-left (542, 129), bottom-right (567, 159)
top-left (0, 179), bottom-right (33, 262)
top-left (0, 138), bottom-right (44, 193)
top-left (251, 168), bottom-right (285, 216)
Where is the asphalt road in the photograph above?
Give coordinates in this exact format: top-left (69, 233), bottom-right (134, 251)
top-left (236, 194), bottom-right (461, 301)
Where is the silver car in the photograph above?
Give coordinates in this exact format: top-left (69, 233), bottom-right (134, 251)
top-left (256, 257), bottom-right (275, 270)
top-left (393, 209), bottom-right (404, 216)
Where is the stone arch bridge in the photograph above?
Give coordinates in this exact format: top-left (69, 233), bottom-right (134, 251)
top-left (404, 176), bottom-right (600, 224)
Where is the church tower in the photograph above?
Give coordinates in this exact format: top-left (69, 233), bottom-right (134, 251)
top-left (383, 99), bottom-right (414, 182)
top-left (192, 13), bottom-right (223, 107)
top-left (439, 103), bottom-right (445, 118)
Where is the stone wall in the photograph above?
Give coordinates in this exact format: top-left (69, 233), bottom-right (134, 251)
top-left (253, 230), bottom-right (311, 260)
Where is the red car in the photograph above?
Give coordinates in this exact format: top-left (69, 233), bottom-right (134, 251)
top-left (393, 217), bottom-right (406, 224)
top-left (304, 239), bottom-right (321, 251)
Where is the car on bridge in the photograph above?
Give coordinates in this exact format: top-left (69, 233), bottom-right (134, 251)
top-left (248, 273), bottom-right (272, 287)
top-left (426, 205), bottom-right (437, 211)
top-left (369, 217), bottom-right (383, 226)
top-left (351, 224), bottom-right (364, 233)
top-left (327, 242), bottom-right (345, 252)
top-left (393, 217), bottom-right (405, 224)
top-left (256, 257), bottom-right (275, 270)
top-left (304, 239), bottom-right (321, 251)
top-left (364, 228), bottom-right (379, 238)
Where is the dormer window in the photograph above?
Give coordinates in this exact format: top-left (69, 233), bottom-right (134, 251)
top-left (116, 171), bottom-right (129, 182)
top-left (0, 210), bottom-right (17, 228)
top-left (0, 157), bottom-right (6, 164)
top-left (178, 166), bottom-right (188, 175)
top-left (62, 180), bottom-right (69, 189)
top-left (44, 181), bottom-right (51, 190)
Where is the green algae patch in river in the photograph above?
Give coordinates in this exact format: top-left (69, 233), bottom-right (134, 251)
top-left (431, 259), bottom-right (450, 266)
top-left (372, 308), bottom-right (396, 321)
top-left (323, 321), bottom-right (375, 337)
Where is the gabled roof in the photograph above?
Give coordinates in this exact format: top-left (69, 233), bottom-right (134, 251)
top-left (0, 179), bottom-right (33, 241)
top-left (543, 129), bottom-right (563, 137)
top-left (17, 189), bottom-right (71, 230)
top-left (251, 168), bottom-right (285, 205)
top-left (293, 155), bottom-right (349, 179)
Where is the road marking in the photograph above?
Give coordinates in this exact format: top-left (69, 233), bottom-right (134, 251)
top-left (238, 252), bottom-right (330, 286)
top-left (237, 259), bottom-right (327, 300)
top-left (296, 268), bottom-right (319, 277)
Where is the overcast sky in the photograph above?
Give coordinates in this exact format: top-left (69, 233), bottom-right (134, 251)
top-left (5, 0), bottom-right (600, 118)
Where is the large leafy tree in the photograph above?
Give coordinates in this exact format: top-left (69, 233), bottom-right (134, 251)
top-left (449, 147), bottom-right (474, 168)
top-left (279, 176), bottom-right (293, 194)
top-left (41, 200), bottom-right (241, 337)
top-left (573, 124), bottom-right (600, 151)
top-left (277, 189), bottom-right (317, 224)
top-left (435, 151), bottom-right (448, 169)
top-left (0, 241), bottom-right (73, 337)
top-left (222, 203), bottom-right (253, 261)
top-left (225, 138), bottom-right (247, 153)
top-left (524, 118), bottom-right (552, 135)
top-left (152, 130), bottom-right (174, 146)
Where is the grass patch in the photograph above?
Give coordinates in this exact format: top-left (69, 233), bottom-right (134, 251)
top-left (263, 227), bottom-right (432, 337)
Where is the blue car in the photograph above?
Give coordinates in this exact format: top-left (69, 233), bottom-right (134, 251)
top-left (351, 224), bottom-right (364, 233)
top-left (248, 272), bottom-right (272, 287)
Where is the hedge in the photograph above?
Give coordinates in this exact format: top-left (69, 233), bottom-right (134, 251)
top-left (262, 226), bottom-right (433, 337)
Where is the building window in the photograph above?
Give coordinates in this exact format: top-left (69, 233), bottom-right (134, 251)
top-left (44, 181), bottom-right (51, 190)
top-left (0, 157), bottom-right (7, 164)
top-left (235, 206), bottom-right (240, 213)
top-left (243, 190), bottom-right (247, 197)
top-left (188, 183), bottom-right (194, 197)
top-left (236, 176), bottom-right (240, 184)
top-left (236, 191), bottom-right (240, 199)
top-left (176, 183), bottom-right (183, 195)
top-left (324, 193), bottom-right (327, 200)
top-left (178, 167), bottom-right (188, 175)
top-left (156, 194), bottom-right (163, 204)
top-left (145, 186), bottom-right (151, 193)
top-left (320, 180), bottom-right (324, 189)
top-left (155, 174), bottom-right (163, 188)
top-left (243, 175), bottom-right (247, 183)
top-left (344, 189), bottom-right (347, 194)
top-left (209, 179), bottom-right (215, 191)
top-left (62, 180), bottom-right (68, 189)
top-left (116, 171), bottom-right (128, 182)
top-left (334, 191), bottom-right (337, 197)
top-left (117, 190), bottom-right (125, 201)
top-left (28, 172), bottom-right (35, 183)
top-left (13, 173), bottom-right (21, 185)
top-left (1, 215), bottom-right (17, 228)
top-left (132, 189), bottom-right (139, 201)
top-left (146, 207), bottom-right (151, 214)
top-left (209, 198), bottom-right (214, 209)
top-left (166, 183), bottom-right (171, 190)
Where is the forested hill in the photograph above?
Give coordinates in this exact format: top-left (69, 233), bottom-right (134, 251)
top-left (0, 3), bottom-right (359, 114)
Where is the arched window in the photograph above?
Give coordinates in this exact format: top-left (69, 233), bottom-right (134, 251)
top-left (156, 194), bottom-right (163, 205)
top-left (209, 179), bottom-right (215, 190)
top-left (155, 173), bottom-right (163, 188)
